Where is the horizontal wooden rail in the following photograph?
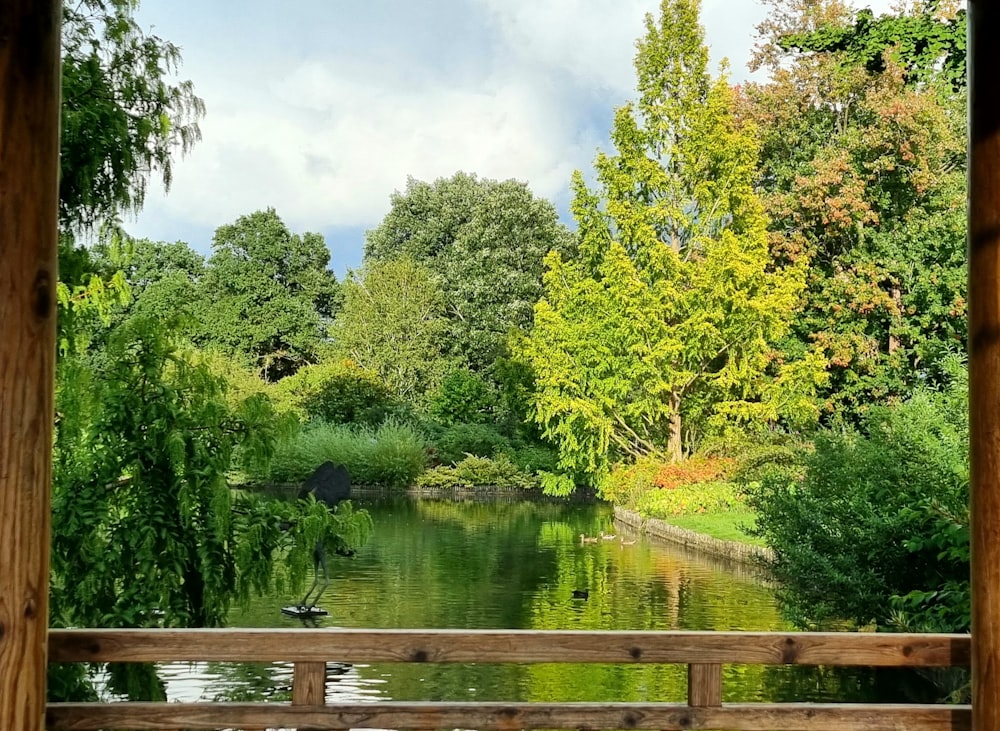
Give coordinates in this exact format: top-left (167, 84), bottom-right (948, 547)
top-left (49, 628), bottom-right (970, 666)
top-left (46, 701), bottom-right (971, 731)
top-left (46, 628), bottom-right (972, 731)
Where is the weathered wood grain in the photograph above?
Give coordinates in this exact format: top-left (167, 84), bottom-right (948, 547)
top-left (688, 663), bottom-right (722, 707)
top-left (47, 628), bottom-right (970, 667)
top-left (0, 2), bottom-right (61, 731)
top-left (969, 4), bottom-right (1000, 731)
top-left (293, 661), bottom-right (327, 706)
top-left (45, 701), bottom-right (972, 731)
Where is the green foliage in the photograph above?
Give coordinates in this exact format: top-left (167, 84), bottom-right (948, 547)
top-left (430, 368), bottom-right (497, 425)
top-left (331, 256), bottom-right (452, 401)
top-left (197, 208), bottom-right (340, 381)
top-left (746, 364), bottom-right (968, 630)
top-left (276, 359), bottom-right (397, 426)
top-left (60, 0), bottom-right (204, 231)
top-left (431, 422), bottom-right (512, 466)
top-left (263, 421), bottom-right (428, 488)
top-left (745, 0), bottom-right (967, 424)
top-left (503, 443), bottom-right (561, 476)
top-left (633, 480), bottom-right (746, 519)
top-left (365, 172), bottom-right (576, 371)
top-left (522, 0), bottom-right (809, 490)
top-left (50, 317), bottom-right (372, 700)
top-left (779, 2), bottom-right (966, 89)
top-left (416, 454), bottom-right (539, 490)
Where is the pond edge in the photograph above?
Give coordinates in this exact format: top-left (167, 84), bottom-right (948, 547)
top-left (613, 507), bottom-right (774, 567)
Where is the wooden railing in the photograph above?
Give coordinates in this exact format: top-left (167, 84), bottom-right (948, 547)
top-left (47, 628), bottom-right (971, 730)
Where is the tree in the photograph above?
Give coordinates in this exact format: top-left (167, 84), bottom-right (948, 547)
top-left (60, 0), bottom-right (204, 232)
top-left (741, 0), bottom-right (967, 422)
top-left (365, 172), bottom-right (576, 371)
top-left (521, 0), bottom-right (807, 491)
top-left (197, 209), bottom-right (340, 381)
top-left (330, 257), bottom-right (452, 403)
top-left (51, 317), bottom-right (372, 698)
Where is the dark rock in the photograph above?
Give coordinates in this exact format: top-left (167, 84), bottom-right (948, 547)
top-left (298, 461), bottom-right (351, 508)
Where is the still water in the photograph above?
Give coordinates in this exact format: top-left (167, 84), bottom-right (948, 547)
top-left (159, 495), bottom-right (934, 705)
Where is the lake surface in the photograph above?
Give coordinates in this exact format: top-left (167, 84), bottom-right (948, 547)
top-left (159, 494), bottom-right (939, 705)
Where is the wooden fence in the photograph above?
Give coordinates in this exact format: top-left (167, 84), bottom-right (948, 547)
top-left (46, 628), bottom-right (970, 730)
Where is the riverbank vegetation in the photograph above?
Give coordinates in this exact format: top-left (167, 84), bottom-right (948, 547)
top-left (54, 0), bottom-right (969, 703)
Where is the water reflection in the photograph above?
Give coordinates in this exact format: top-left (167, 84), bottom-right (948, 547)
top-left (156, 495), bottom-right (935, 705)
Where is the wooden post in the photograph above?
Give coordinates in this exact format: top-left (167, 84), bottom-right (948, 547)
top-left (969, 1), bottom-right (1000, 728)
top-left (687, 663), bottom-right (722, 707)
top-left (0, 1), bottom-right (61, 729)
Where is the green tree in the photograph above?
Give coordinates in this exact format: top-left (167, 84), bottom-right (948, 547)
top-left (197, 208), bottom-right (340, 381)
top-left (522, 0), bottom-right (807, 491)
top-left (51, 317), bottom-right (372, 698)
top-left (742, 0), bottom-right (967, 422)
top-left (331, 257), bottom-right (452, 402)
top-left (60, 0), bottom-right (204, 232)
top-left (365, 172), bottom-right (576, 371)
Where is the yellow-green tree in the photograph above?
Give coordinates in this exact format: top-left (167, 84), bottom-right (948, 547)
top-left (522, 0), bottom-right (813, 492)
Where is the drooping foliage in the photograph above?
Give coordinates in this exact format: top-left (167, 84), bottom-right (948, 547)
top-left (522, 0), bottom-right (811, 492)
top-left (60, 0), bottom-right (204, 232)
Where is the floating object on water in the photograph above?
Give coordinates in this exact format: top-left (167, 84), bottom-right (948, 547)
top-left (600, 531), bottom-right (617, 540)
top-left (281, 605), bottom-right (330, 618)
top-left (619, 537), bottom-right (637, 546)
top-left (579, 533), bottom-right (599, 544)
top-left (572, 589), bottom-right (589, 600)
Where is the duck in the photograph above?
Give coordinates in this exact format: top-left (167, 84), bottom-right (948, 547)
top-left (572, 589), bottom-right (589, 600)
top-left (619, 537), bottom-right (637, 546)
top-left (579, 533), bottom-right (599, 544)
top-left (600, 531), bottom-right (617, 541)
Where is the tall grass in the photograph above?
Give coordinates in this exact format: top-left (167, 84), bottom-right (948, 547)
top-left (262, 420), bottom-right (428, 488)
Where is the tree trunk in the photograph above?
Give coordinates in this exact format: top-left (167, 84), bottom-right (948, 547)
top-left (668, 391), bottom-right (683, 463)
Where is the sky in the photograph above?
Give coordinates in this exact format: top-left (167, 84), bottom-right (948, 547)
top-left (128, 0), bottom-right (893, 275)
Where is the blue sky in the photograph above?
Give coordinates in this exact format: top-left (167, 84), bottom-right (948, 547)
top-left (129, 0), bottom-right (891, 276)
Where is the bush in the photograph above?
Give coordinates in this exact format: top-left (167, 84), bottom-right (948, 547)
top-left (746, 371), bottom-right (969, 631)
top-left (274, 360), bottom-right (397, 426)
top-left (633, 480), bottom-right (746, 518)
top-left (599, 454), bottom-right (735, 506)
top-left (432, 422), bottom-right (511, 465)
top-left (504, 443), bottom-right (560, 475)
top-left (429, 368), bottom-right (496, 425)
top-left (263, 420), bottom-right (428, 489)
top-left (416, 454), bottom-right (538, 489)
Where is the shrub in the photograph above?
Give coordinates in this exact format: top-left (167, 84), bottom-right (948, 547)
top-left (633, 480), bottom-right (746, 518)
top-left (263, 420), bottom-right (427, 489)
top-left (416, 453), bottom-right (538, 489)
top-left (432, 422), bottom-right (511, 465)
top-left (504, 443), bottom-right (560, 475)
top-left (429, 368), bottom-right (496, 425)
top-left (274, 360), bottom-right (396, 426)
top-left (599, 454), bottom-right (735, 506)
top-left (746, 368), bottom-right (969, 631)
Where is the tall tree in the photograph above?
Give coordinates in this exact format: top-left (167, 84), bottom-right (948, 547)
top-left (742, 0), bottom-right (967, 422)
top-left (522, 0), bottom-right (807, 491)
top-left (365, 172), bottom-right (575, 372)
top-left (331, 257), bottom-right (452, 402)
top-left (197, 209), bottom-right (340, 381)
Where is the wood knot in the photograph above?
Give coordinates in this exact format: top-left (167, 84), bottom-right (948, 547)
top-left (622, 711), bottom-right (639, 728)
top-left (411, 649), bottom-right (429, 662)
top-left (781, 637), bottom-right (799, 663)
top-left (33, 270), bottom-right (53, 319)
top-left (629, 646), bottom-right (642, 660)
top-left (23, 598), bottom-right (37, 619)
top-left (902, 644), bottom-right (913, 657)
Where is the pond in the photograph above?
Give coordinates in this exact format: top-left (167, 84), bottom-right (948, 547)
top-left (158, 494), bottom-right (941, 706)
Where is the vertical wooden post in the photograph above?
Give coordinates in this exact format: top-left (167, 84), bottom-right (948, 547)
top-left (0, 1), bottom-right (61, 729)
top-left (293, 662), bottom-right (328, 730)
top-left (969, 1), bottom-right (1000, 728)
top-left (687, 663), bottom-right (722, 707)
